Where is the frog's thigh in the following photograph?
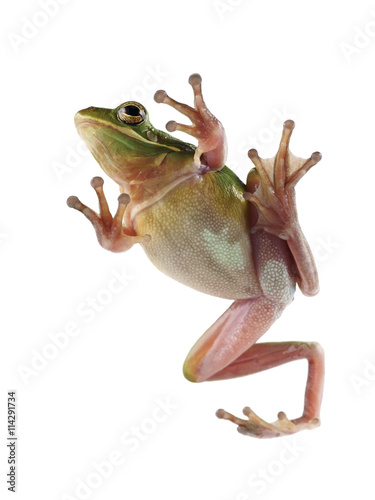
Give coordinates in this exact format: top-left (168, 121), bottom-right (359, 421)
top-left (183, 296), bottom-right (286, 383)
top-left (183, 231), bottom-right (296, 383)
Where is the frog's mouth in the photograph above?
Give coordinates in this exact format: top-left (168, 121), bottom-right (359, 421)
top-left (75, 110), bottom-right (144, 144)
top-left (75, 112), bottom-right (179, 188)
top-left (75, 109), bottom-right (182, 151)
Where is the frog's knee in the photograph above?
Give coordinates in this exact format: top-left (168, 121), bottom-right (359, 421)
top-left (262, 269), bottom-right (296, 305)
top-left (306, 341), bottom-right (325, 360)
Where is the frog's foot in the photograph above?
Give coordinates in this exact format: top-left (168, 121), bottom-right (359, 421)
top-left (244, 120), bottom-right (321, 240)
top-left (154, 73), bottom-right (227, 170)
top-left (245, 120), bottom-right (321, 296)
top-left (67, 177), bottom-right (150, 253)
top-left (216, 406), bottom-right (320, 439)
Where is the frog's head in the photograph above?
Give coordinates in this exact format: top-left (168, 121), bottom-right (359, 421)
top-left (75, 102), bottom-right (194, 188)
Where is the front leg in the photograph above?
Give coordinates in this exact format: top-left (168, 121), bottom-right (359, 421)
top-left (67, 177), bottom-right (150, 253)
top-left (245, 120), bottom-right (322, 296)
top-left (154, 73), bottom-right (227, 171)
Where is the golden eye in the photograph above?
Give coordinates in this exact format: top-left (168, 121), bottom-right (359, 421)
top-left (117, 102), bottom-right (146, 125)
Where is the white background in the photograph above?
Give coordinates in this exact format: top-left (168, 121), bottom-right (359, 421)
top-left (2, 0), bottom-right (375, 499)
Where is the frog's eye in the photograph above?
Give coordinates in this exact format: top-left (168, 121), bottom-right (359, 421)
top-left (117, 102), bottom-right (146, 125)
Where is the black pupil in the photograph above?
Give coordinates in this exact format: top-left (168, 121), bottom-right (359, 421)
top-left (124, 105), bottom-right (141, 116)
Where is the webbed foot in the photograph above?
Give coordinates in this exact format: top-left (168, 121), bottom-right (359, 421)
top-left (245, 120), bottom-right (321, 240)
top-left (216, 406), bottom-right (320, 439)
top-left (245, 120), bottom-right (322, 296)
top-left (154, 73), bottom-right (227, 170)
top-left (67, 177), bottom-right (150, 253)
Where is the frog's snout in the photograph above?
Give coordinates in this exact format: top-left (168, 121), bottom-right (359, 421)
top-left (74, 109), bottom-right (86, 128)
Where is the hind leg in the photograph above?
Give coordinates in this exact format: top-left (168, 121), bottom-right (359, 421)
top-left (213, 341), bottom-right (324, 438)
top-left (183, 297), bottom-right (324, 439)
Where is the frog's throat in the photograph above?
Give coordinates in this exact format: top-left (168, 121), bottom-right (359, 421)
top-left (124, 172), bottom-right (202, 230)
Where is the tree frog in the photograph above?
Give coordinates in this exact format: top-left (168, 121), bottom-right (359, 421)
top-left (67, 74), bottom-right (324, 439)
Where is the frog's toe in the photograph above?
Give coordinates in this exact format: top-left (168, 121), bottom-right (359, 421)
top-left (90, 176), bottom-right (104, 189)
top-left (67, 178), bottom-right (149, 253)
top-left (244, 121), bottom-right (322, 240)
top-left (166, 120), bottom-right (178, 132)
top-left (217, 406), bottom-right (279, 438)
top-left (66, 195), bottom-right (101, 226)
top-left (66, 195), bottom-right (83, 210)
top-left (154, 88), bottom-right (197, 122)
top-left (154, 90), bottom-right (168, 103)
top-left (188, 73), bottom-right (202, 86)
top-left (166, 120), bottom-right (195, 138)
top-left (217, 405), bottom-right (319, 439)
top-left (155, 74), bottom-right (227, 170)
top-left (118, 193), bottom-right (131, 205)
top-left (188, 73), bottom-right (203, 101)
